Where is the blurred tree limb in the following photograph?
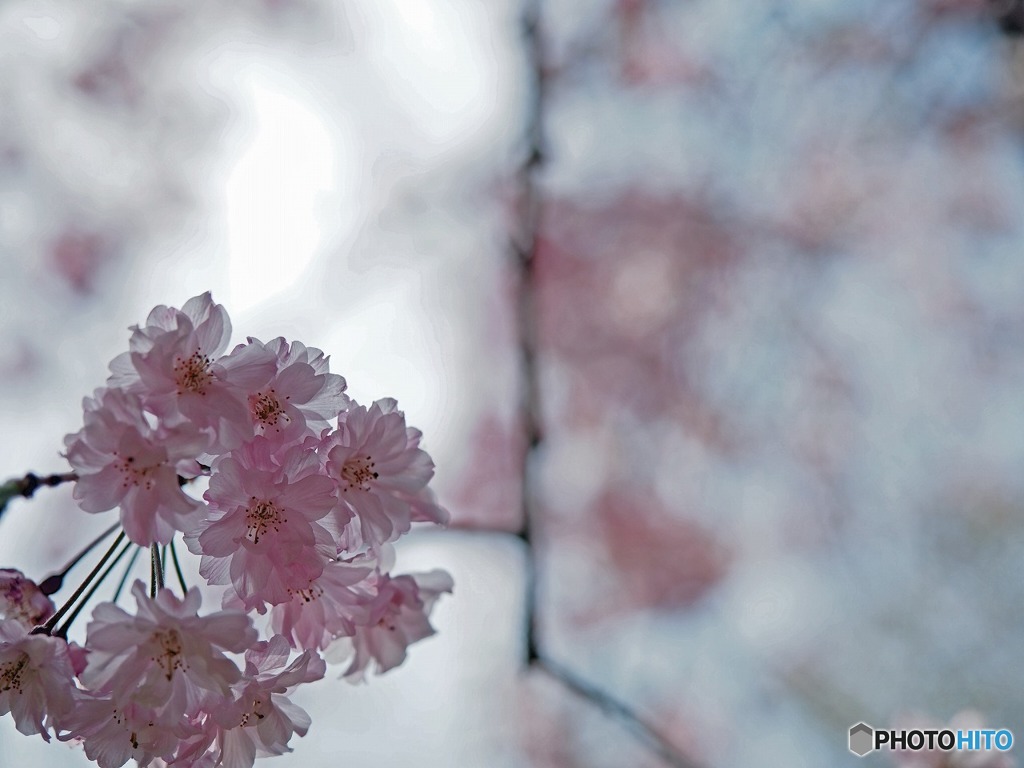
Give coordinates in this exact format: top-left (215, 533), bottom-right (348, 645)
top-left (0, 471), bottom-right (76, 519)
top-left (505, 2), bottom-right (705, 767)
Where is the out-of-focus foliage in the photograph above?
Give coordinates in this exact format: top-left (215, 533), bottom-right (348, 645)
top-left (460, 1), bottom-right (1024, 766)
top-left (2, 0), bottom-right (1024, 766)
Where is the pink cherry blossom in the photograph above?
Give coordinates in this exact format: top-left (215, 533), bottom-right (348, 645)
top-left (217, 635), bottom-right (325, 766)
top-left (322, 399), bottom-right (449, 552)
top-left (109, 293), bottom-right (278, 452)
top-left (237, 337), bottom-right (349, 445)
top-left (0, 569), bottom-right (54, 628)
top-left (269, 559), bottom-right (374, 651)
top-left (159, 729), bottom-right (219, 768)
top-left (0, 619), bottom-right (79, 740)
top-left (5, 291), bottom-right (455, 766)
top-left (60, 695), bottom-right (188, 768)
top-left (159, 744), bottom-right (218, 768)
top-left (64, 387), bottom-right (208, 545)
top-left (186, 439), bottom-right (338, 613)
top-left (80, 582), bottom-right (256, 722)
top-left (164, 636), bottom-right (325, 768)
top-left (325, 569), bottom-right (452, 682)
top-left (107, 292), bottom-right (232, 389)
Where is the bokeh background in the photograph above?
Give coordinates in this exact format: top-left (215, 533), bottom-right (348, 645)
top-left (2, 1), bottom-right (1024, 766)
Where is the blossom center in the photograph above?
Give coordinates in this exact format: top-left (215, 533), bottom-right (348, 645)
top-left (0, 653), bottom-right (29, 693)
top-left (0, 579), bottom-right (37, 625)
top-left (287, 582), bottom-right (324, 604)
top-left (112, 453), bottom-right (163, 490)
top-left (238, 692), bottom-right (270, 727)
top-left (173, 349), bottom-right (213, 395)
top-left (340, 455), bottom-right (378, 492)
top-left (0, 579), bottom-right (49, 624)
top-left (249, 389), bottom-right (289, 431)
top-left (150, 629), bottom-right (186, 681)
top-left (245, 498), bottom-right (286, 544)
top-left (1, 581), bottom-right (23, 605)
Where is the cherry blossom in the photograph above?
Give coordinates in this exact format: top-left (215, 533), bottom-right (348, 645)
top-left (238, 337), bottom-right (349, 445)
top-left (151, 637), bottom-right (325, 768)
top-left (269, 559), bottom-right (374, 651)
top-left (109, 293), bottom-right (278, 452)
top-left (208, 636), bottom-right (325, 768)
top-left (0, 619), bottom-right (79, 740)
top-left (186, 439), bottom-right (338, 612)
top-left (63, 387), bottom-right (208, 545)
top-left (60, 695), bottom-right (187, 768)
top-left (3, 292), bottom-right (453, 767)
top-left (107, 292), bottom-right (231, 389)
top-left (80, 582), bottom-right (255, 720)
top-left (0, 569), bottom-right (54, 628)
top-left (322, 399), bottom-right (449, 552)
top-left (325, 569), bottom-right (453, 682)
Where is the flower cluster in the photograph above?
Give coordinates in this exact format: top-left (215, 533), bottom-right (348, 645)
top-left (0, 293), bottom-right (452, 767)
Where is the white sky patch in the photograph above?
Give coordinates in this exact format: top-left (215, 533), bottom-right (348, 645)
top-left (224, 68), bottom-right (346, 314)
top-left (21, 13), bottom-right (60, 40)
top-left (366, 0), bottom-right (493, 145)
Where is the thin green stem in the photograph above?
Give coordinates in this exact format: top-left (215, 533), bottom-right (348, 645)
top-left (54, 541), bottom-right (133, 639)
top-left (150, 545), bottom-right (164, 598)
top-left (169, 539), bottom-right (188, 595)
top-left (112, 548), bottom-right (142, 606)
top-left (35, 531), bottom-right (126, 635)
top-left (38, 522), bottom-right (120, 595)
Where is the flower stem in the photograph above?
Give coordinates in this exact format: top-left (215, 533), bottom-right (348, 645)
top-left (38, 522), bottom-right (120, 595)
top-left (54, 541), bottom-right (133, 639)
top-left (169, 538), bottom-right (188, 594)
top-left (112, 546), bottom-right (142, 603)
top-left (34, 530), bottom-right (126, 635)
top-left (150, 545), bottom-right (164, 597)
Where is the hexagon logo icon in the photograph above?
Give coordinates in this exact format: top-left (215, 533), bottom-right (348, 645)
top-left (849, 722), bottom-right (874, 757)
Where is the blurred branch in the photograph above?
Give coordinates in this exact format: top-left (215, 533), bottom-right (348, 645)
top-left (993, 0), bottom-right (1024, 36)
top-left (514, 0), bottom-right (546, 670)
top-left (443, 520), bottom-right (523, 535)
top-left (0, 465), bottom-right (210, 521)
top-left (535, 656), bottom-right (704, 768)
top-left (0, 471), bottom-right (77, 520)
top-left (506, 3), bottom-right (705, 768)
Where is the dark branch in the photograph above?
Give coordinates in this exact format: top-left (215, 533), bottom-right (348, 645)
top-left (0, 471), bottom-right (77, 519)
top-left (993, 0), bottom-right (1024, 36)
top-left (509, 4), bottom-right (704, 768)
top-left (0, 466), bottom-right (207, 519)
top-left (514, 0), bottom-right (547, 669)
